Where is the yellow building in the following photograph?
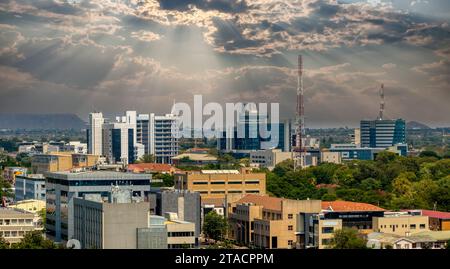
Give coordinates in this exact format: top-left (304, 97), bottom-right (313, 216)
top-left (373, 212), bottom-right (429, 236)
top-left (174, 168), bottom-right (266, 200)
top-left (8, 199), bottom-right (45, 214)
top-left (31, 152), bottom-right (99, 173)
top-left (0, 208), bottom-right (39, 244)
top-left (228, 194), bottom-right (322, 249)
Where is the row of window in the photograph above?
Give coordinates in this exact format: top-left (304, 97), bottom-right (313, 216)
top-left (0, 219), bottom-right (33, 226)
top-left (168, 232), bottom-right (195, 237)
top-left (193, 180), bottom-right (260, 185)
top-left (380, 224), bottom-right (426, 229)
top-left (0, 230), bottom-right (28, 238)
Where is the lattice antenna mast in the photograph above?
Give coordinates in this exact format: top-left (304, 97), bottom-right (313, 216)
top-left (378, 83), bottom-right (385, 120)
top-left (294, 55), bottom-right (305, 171)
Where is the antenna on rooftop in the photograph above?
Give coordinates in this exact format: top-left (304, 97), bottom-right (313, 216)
top-left (378, 83), bottom-right (385, 120)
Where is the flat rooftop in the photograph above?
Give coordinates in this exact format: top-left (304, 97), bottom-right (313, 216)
top-left (44, 170), bottom-right (152, 180)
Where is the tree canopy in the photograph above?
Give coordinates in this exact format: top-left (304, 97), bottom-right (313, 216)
top-left (267, 150), bottom-right (450, 211)
top-left (203, 211), bottom-right (228, 241)
top-left (328, 228), bottom-right (367, 249)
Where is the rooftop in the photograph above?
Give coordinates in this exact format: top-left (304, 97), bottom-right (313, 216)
top-left (419, 209), bottom-right (450, 220)
top-left (201, 197), bottom-right (226, 207)
top-left (127, 163), bottom-right (179, 173)
top-left (235, 194), bottom-right (282, 211)
top-left (200, 169), bottom-right (240, 174)
top-left (322, 201), bottom-right (385, 212)
top-left (44, 170), bottom-right (152, 180)
top-left (172, 153), bottom-right (217, 161)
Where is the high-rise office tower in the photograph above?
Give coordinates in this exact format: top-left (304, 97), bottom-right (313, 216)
top-left (360, 119), bottom-right (406, 148)
top-left (87, 112), bottom-right (104, 156)
top-left (149, 113), bottom-right (179, 164)
top-left (101, 111), bottom-right (137, 164)
top-left (137, 114), bottom-right (150, 155)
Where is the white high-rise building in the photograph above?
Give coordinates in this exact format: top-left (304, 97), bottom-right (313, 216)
top-left (88, 112), bottom-right (104, 156)
top-left (149, 113), bottom-right (179, 164)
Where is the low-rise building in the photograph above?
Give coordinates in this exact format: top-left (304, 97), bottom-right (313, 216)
top-left (367, 231), bottom-right (450, 249)
top-left (0, 208), bottom-right (39, 244)
top-left (175, 168), bottom-right (266, 200)
top-left (127, 163), bottom-right (180, 174)
top-left (151, 189), bottom-right (201, 244)
top-left (14, 174), bottom-right (46, 201)
top-left (249, 149), bottom-right (292, 170)
top-left (228, 194), bottom-right (322, 249)
top-left (373, 212), bottom-right (429, 236)
top-left (137, 214), bottom-right (196, 249)
top-left (321, 201), bottom-right (385, 233)
top-left (7, 199), bottom-right (45, 229)
top-left (320, 151), bottom-right (342, 164)
top-left (298, 213), bottom-right (343, 249)
top-left (31, 152), bottom-right (99, 174)
top-left (2, 167), bottom-right (27, 184)
top-left (172, 153), bottom-right (218, 166)
top-left (406, 209), bottom-right (450, 231)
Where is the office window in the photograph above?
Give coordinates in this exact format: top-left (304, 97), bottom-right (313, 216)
top-left (420, 224), bottom-right (426, 229)
top-left (412, 243), bottom-right (417, 248)
top-left (322, 227), bottom-right (334, 234)
top-left (288, 214), bottom-right (293, 219)
top-left (288, 240), bottom-right (293, 246)
top-left (288, 225), bottom-right (293, 231)
top-left (410, 224), bottom-right (416, 229)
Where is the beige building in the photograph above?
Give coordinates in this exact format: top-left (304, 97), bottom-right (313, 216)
top-left (175, 168), bottom-right (266, 200)
top-left (31, 152), bottom-right (99, 174)
top-left (165, 212), bottom-right (196, 249)
top-left (373, 212), bottom-right (429, 236)
top-left (315, 218), bottom-right (343, 249)
top-left (228, 194), bottom-right (322, 249)
top-left (0, 208), bottom-right (39, 244)
top-left (8, 199), bottom-right (46, 229)
top-left (250, 149), bottom-right (292, 170)
top-left (320, 151), bottom-right (342, 164)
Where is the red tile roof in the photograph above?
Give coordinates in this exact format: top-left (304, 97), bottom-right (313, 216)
top-left (127, 163), bottom-right (179, 173)
top-left (420, 210), bottom-right (450, 220)
top-left (322, 201), bottom-right (385, 212)
top-left (236, 194), bottom-right (282, 211)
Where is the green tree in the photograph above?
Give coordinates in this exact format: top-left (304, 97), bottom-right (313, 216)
top-left (0, 236), bottom-right (9, 249)
top-left (137, 154), bottom-right (155, 163)
top-left (328, 228), bottom-right (367, 249)
top-left (419, 151), bottom-right (441, 159)
top-left (0, 174), bottom-right (14, 199)
top-left (12, 231), bottom-right (57, 249)
top-left (203, 211), bottom-right (228, 241)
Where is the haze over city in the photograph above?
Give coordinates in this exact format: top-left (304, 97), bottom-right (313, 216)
top-left (0, 0), bottom-right (449, 127)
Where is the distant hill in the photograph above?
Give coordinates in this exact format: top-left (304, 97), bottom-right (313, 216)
top-left (0, 114), bottom-right (86, 130)
top-left (407, 121), bottom-right (431, 130)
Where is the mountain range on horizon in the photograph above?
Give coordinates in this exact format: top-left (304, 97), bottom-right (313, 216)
top-left (0, 113), bottom-right (443, 131)
top-left (0, 113), bottom-right (86, 130)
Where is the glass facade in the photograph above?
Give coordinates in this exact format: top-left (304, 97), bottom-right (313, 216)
top-left (360, 119), bottom-right (406, 148)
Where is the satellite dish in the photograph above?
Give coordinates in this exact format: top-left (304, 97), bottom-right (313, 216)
top-left (66, 239), bottom-right (81, 249)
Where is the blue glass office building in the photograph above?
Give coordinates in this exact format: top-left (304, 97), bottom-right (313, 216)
top-left (360, 119), bottom-right (406, 148)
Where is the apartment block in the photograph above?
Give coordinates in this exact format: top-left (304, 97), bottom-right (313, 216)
top-left (175, 168), bottom-right (266, 200)
top-left (228, 194), bottom-right (322, 249)
top-left (0, 208), bottom-right (38, 244)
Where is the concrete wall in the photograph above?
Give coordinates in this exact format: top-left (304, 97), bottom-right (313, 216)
top-left (102, 202), bottom-right (149, 249)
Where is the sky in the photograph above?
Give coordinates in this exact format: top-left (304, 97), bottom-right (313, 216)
top-left (0, 0), bottom-right (449, 128)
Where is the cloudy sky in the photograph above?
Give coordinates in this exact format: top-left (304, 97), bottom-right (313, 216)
top-left (0, 0), bottom-right (449, 127)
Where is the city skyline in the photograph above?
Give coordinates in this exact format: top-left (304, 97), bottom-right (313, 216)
top-left (0, 0), bottom-right (449, 128)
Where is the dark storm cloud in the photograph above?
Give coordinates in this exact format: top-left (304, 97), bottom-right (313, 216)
top-left (0, 0), bottom-right (449, 127)
top-left (157, 0), bottom-right (248, 13)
